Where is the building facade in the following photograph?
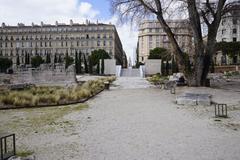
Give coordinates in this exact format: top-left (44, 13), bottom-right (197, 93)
top-left (215, 1), bottom-right (240, 65)
top-left (138, 20), bottom-right (193, 63)
top-left (0, 20), bottom-right (125, 66)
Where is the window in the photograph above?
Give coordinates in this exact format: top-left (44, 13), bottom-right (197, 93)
top-left (222, 38), bottom-right (226, 42)
top-left (103, 41), bottom-right (106, 46)
top-left (233, 28), bottom-right (237, 34)
top-left (149, 42), bottom-right (153, 49)
top-left (97, 40), bottom-right (100, 46)
top-left (233, 18), bottom-right (237, 25)
top-left (222, 19), bottom-right (226, 25)
top-left (149, 36), bottom-right (152, 41)
top-left (163, 35), bottom-right (168, 42)
top-left (97, 34), bottom-right (100, 39)
top-left (222, 29), bottom-right (226, 35)
top-left (233, 37), bottom-right (237, 42)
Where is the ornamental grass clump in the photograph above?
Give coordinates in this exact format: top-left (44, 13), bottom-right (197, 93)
top-left (147, 74), bottom-right (168, 85)
top-left (0, 76), bottom-right (116, 108)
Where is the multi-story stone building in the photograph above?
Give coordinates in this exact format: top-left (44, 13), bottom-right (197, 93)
top-left (138, 20), bottom-right (193, 63)
top-left (215, 1), bottom-right (240, 65)
top-left (0, 20), bottom-right (125, 66)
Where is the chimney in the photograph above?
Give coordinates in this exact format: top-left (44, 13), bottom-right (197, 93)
top-left (2, 23), bottom-right (5, 28)
top-left (70, 19), bottom-right (73, 26)
top-left (41, 21), bottom-right (44, 27)
top-left (55, 21), bottom-right (58, 26)
top-left (32, 22), bottom-right (34, 27)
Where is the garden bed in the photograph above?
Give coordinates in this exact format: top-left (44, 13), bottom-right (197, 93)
top-left (0, 76), bottom-right (116, 110)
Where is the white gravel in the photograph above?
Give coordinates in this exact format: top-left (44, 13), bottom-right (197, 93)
top-left (1, 77), bottom-right (240, 160)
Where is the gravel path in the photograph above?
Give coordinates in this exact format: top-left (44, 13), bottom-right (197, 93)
top-left (73, 77), bottom-right (240, 160)
top-left (1, 77), bottom-right (240, 160)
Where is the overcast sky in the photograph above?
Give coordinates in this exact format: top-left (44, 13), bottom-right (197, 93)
top-left (0, 0), bottom-right (138, 62)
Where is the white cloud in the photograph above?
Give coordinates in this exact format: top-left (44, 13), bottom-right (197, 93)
top-left (0, 0), bottom-right (99, 25)
top-left (78, 2), bottom-right (99, 19)
top-left (0, 0), bottom-right (137, 64)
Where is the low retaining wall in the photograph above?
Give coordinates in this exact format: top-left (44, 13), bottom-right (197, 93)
top-left (145, 59), bottom-right (162, 75)
top-left (0, 68), bottom-right (76, 86)
top-left (214, 65), bottom-right (239, 73)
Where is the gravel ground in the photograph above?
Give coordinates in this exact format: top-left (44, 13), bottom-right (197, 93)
top-left (1, 77), bottom-right (240, 160)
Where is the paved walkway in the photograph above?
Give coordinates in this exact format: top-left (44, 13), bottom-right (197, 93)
top-left (74, 77), bottom-right (240, 160)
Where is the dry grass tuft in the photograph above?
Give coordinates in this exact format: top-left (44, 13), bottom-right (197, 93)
top-left (0, 76), bottom-right (116, 107)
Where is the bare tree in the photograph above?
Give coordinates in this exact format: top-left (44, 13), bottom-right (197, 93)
top-left (111, 0), bottom-right (237, 86)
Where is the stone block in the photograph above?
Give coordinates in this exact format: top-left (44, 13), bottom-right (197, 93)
top-left (176, 96), bottom-right (197, 105)
top-left (197, 96), bottom-right (211, 106)
top-left (176, 93), bottom-right (212, 106)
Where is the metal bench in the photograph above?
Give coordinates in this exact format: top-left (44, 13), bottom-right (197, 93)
top-left (0, 133), bottom-right (16, 160)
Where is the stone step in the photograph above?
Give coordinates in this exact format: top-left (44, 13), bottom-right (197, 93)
top-left (121, 69), bottom-right (140, 77)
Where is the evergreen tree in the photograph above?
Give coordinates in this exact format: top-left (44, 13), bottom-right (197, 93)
top-left (78, 51), bottom-right (82, 74)
top-left (97, 62), bottom-right (100, 74)
top-left (65, 52), bottom-right (74, 69)
top-left (166, 60), bottom-right (169, 75)
top-left (0, 58), bottom-right (12, 73)
top-left (16, 54), bottom-right (20, 66)
top-left (58, 55), bottom-right (62, 63)
top-left (161, 60), bottom-right (165, 76)
top-left (24, 52), bottom-right (28, 65)
top-left (75, 51), bottom-right (79, 74)
top-left (101, 57), bottom-right (104, 75)
top-left (27, 53), bottom-right (30, 64)
top-left (54, 54), bottom-right (57, 63)
top-left (46, 53), bottom-right (51, 64)
top-left (172, 57), bottom-right (179, 73)
top-left (31, 56), bottom-right (44, 68)
top-left (83, 54), bottom-right (88, 73)
top-left (89, 56), bottom-right (93, 74)
top-left (24, 52), bottom-right (30, 65)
